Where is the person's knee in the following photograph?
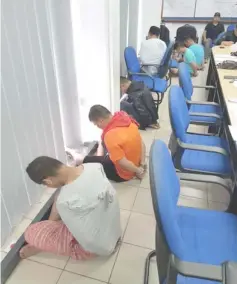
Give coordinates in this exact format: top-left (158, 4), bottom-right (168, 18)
top-left (24, 223), bottom-right (38, 244)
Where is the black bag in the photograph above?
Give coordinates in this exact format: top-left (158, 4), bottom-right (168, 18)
top-left (176, 24), bottom-right (197, 42)
top-left (121, 82), bottom-right (158, 129)
top-left (160, 24), bottom-right (170, 46)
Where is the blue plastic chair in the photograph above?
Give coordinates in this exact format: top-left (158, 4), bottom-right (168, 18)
top-left (144, 139), bottom-right (237, 284)
top-left (157, 41), bottom-right (174, 79)
top-left (169, 85), bottom-right (232, 177)
top-left (214, 31), bottom-right (226, 45)
top-left (178, 62), bottom-right (222, 126)
top-left (124, 46), bottom-right (169, 104)
top-left (227, 24), bottom-right (235, 32)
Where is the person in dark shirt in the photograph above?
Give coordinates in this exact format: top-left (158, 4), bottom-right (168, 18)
top-left (216, 24), bottom-right (237, 46)
top-left (202, 12), bottom-right (225, 61)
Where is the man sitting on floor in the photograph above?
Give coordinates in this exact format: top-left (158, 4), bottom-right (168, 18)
top-left (184, 36), bottom-right (204, 70)
top-left (120, 76), bottom-right (160, 130)
top-left (216, 24), bottom-right (237, 46)
top-left (20, 157), bottom-right (121, 259)
top-left (82, 105), bottom-right (146, 182)
top-left (139, 26), bottom-right (167, 75)
top-left (171, 41), bottom-right (198, 77)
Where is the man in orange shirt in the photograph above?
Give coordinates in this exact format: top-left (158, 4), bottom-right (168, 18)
top-left (83, 105), bottom-right (146, 182)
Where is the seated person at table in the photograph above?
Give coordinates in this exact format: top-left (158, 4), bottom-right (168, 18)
top-left (202, 12), bottom-right (224, 61)
top-left (184, 36), bottom-right (204, 70)
top-left (216, 24), bottom-right (237, 46)
top-left (82, 105), bottom-right (146, 182)
top-left (20, 158), bottom-right (121, 259)
top-left (139, 26), bottom-right (167, 75)
top-left (171, 41), bottom-right (198, 77)
top-left (120, 76), bottom-right (159, 129)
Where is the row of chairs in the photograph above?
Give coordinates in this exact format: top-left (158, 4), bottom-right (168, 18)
top-left (144, 63), bottom-right (237, 284)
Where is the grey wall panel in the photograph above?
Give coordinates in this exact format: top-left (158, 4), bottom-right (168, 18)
top-left (1, 87), bottom-right (31, 245)
top-left (33, 0), bottom-right (65, 162)
top-left (1, 196), bottom-right (12, 245)
top-left (120, 0), bottom-right (129, 76)
top-left (1, 0), bottom-right (66, 244)
top-left (24, 0), bottom-right (56, 158)
top-left (48, 0), bottom-right (82, 148)
top-left (128, 0), bottom-right (139, 51)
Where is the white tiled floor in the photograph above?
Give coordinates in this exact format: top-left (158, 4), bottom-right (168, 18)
top-left (2, 71), bottom-right (229, 283)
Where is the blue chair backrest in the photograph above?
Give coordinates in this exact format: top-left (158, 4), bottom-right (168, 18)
top-left (150, 140), bottom-right (185, 258)
top-left (169, 85), bottom-right (190, 142)
top-left (214, 31), bottom-right (226, 45)
top-left (227, 24), bottom-right (235, 32)
top-left (178, 62), bottom-right (193, 101)
top-left (158, 42), bottom-right (174, 78)
top-left (124, 47), bottom-right (141, 74)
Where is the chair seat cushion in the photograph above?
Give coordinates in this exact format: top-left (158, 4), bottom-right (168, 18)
top-left (180, 149), bottom-right (231, 175)
top-left (177, 207), bottom-right (237, 264)
top-left (176, 275), bottom-right (219, 284)
top-left (170, 59), bottom-right (179, 68)
top-left (138, 76), bottom-right (168, 93)
top-left (189, 104), bottom-right (221, 124)
top-left (186, 134), bottom-right (229, 151)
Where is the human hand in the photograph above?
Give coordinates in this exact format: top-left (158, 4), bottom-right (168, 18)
top-left (135, 167), bottom-right (146, 179)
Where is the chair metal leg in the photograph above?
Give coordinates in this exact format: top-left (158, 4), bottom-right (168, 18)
top-left (144, 250), bottom-right (156, 284)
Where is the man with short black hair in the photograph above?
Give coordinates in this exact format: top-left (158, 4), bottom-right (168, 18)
top-left (216, 24), bottom-right (237, 46)
top-left (85, 105), bottom-right (146, 182)
top-left (172, 41), bottom-right (198, 76)
top-left (184, 36), bottom-right (204, 69)
top-left (20, 157), bottom-right (120, 259)
top-left (139, 26), bottom-right (167, 75)
top-left (202, 12), bottom-right (225, 61)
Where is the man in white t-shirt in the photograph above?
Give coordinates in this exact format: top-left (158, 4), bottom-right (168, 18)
top-left (139, 26), bottom-right (167, 75)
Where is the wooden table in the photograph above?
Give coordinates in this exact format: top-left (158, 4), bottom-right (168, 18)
top-left (208, 46), bottom-right (237, 214)
top-left (212, 46), bottom-right (237, 127)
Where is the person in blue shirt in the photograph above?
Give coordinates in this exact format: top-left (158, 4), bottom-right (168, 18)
top-left (184, 36), bottom-right (204, 70)
top-left (171, 41), bottom-right (198, 76)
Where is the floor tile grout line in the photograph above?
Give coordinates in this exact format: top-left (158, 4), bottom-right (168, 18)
top-left (122, 241), bottom-right (155, 252)
top-left (59, 268), bottom-right (108, 284)
top-left (56, 268), bottom-right (64, 284)
top-left (26, 258), bottom-right (66, 271)
top-left (108, 208), bottom-right (133, 283)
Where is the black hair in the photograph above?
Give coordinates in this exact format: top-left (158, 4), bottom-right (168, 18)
top-left (88, 105), bottom-right (111, 122)
top-left (214, 12), bottom-right (221, 17)
top-left (148, 26), bottom-right (160, 37)
top-left (120, 76), bottom-right (130, 85)
top-left (184, 35), bottom-right (196, 41)
top-left (26, 156), bottom-right (63, 184)
top-left (174, 41), bottom-right (185, 50)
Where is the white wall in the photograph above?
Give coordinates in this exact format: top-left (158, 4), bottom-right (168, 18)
top-left (70, 0), bottom-right (120, 141)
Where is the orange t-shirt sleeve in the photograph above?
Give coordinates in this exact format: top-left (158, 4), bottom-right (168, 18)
top-left (104, 133), bottom-right (125, 162)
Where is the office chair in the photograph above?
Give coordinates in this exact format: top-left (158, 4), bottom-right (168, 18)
top-left (144, 139), bottom-right (237, 284)
top-left (178, 62), bottom-right (222, 126)
top-left (169, 85), bottom-right (232, 178)
top-left (124, 46), bottom-right (169, 104)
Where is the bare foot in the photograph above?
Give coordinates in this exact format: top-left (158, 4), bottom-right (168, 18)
top-left (19, 244), bottom-right (41, 259)
top-left (149, 123), bottom-right (160, 129)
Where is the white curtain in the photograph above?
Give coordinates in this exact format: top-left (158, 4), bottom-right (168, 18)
top-left (70, 0), bottom-right (120, 142)
top-left (1, 0), bottom-right (66, 244)
top-left (1, 0), bottom-right (120, 244)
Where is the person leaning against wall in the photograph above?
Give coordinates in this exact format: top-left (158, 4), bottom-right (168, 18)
top-left (202, 12), bottom-right (225, 62)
